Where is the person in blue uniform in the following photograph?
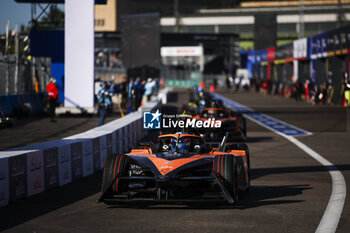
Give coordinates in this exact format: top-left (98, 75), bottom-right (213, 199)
top-left (97, 81), bottom-right (113, 126)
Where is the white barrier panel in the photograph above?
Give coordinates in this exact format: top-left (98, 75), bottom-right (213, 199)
top-left (27, 151), bottom-right (44, 196)
top-left (129, 122), bottom-right (133, 146)
top-left (139, 118), bottom-right (143, 139)
top-left (133, 121), bottom-right (138, 144)
top-left (111, 131), bottom-right (117, 154)
top-left (58, 143), bottom-right (72, 186)
top-left (116, 129), bottom-right (123, 154)
top-left (71, 142), bottom-right (83, 181)
top-left (122, 125), bottom-right (129, 153)
top-left (0, 157), bottom-right (9, 207)
top-left (82, 139), bottom-right (93, 177)
top-left (66, 133), bottom-right (104, 173)
top-left (9, 154), bottom-right (27, 201)
top-left (130, 122), bottom-right (135, 145)
top-left (135, 119), bottom-right (139, 140)
top-left (107, 133), bottom-right (113, 156)
top-left (139, 118), bottom-right (144, 138)
top-left (0, 92), bottom-right (168, 207)
top-left (100, 135), bottom-right (107, 169)
top-left (43, 148), bottom-right (59, 190)
top-left (92, 137), bottom-right (100, 172)
top-left (128, 124), bottom-right (133, 149)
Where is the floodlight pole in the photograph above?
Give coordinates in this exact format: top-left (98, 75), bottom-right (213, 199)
top-left (337, 0), bottom-right (344, 27)
top-left (174, 0), bottom-right (180, 33)
top-left (298, 0), bottom-right (305, 38)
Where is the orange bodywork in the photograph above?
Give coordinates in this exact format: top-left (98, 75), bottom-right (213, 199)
top-left (127, 149), bottom-right (248, 179)
top-left (127, 134), bottom-right (248, 179)
top-left (149, 156), bottom-right (204, 175)
top-left (158, 134), bottom-right (201, 140)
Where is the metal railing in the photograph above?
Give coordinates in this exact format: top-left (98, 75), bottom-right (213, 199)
top-left (0, 54), bottom-right (51, 96)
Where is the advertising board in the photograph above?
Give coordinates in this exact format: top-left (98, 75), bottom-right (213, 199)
top-left (9, 155), bottom-right (27, 201)
top-left (82, 139), bottom-right (94, 177)
top-left (27, 151), bottom-right (44, 196)
top-left (100, 136), bottom-right (107, 169)
top-left (43, 148), bottom-right (59, 190)
top-left (0, 157), bottom-right (9, 207)
top-left (71, 142), bottom-right (83, 181)
top-left (92, 138), bottom-right (100, 172)
top-left (58, 144), bottom-right (72, 186)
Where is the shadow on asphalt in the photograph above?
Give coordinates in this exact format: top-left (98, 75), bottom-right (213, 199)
top-left (246, 136), bottom-right (273, 143)
top-left (105, 184), bottom-right (308, 210)
top-left (1, 162), bottom-right (349, 230)
top-left (2, 90), bottom-right (349, 231)
top-left (6, 118), bottom-right (94, 150)
top-left (251, 164), bottom-right (350, 180)
top-left (0, 172), bottom-right (103, 232)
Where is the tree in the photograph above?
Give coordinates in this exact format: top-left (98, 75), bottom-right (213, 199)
top-left (33, 5), bottom-right (64, 29)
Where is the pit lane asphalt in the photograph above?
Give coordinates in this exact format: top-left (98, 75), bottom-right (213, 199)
top-left (0, 88), bottom-right (349, 233)
top-left (0, 112), bottom-right (122, 151)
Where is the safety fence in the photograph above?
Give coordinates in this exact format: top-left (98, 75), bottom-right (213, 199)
top-left (0, 88), bottom-right (171, 207)
top-left (0, 54), bottom-right (51, 96)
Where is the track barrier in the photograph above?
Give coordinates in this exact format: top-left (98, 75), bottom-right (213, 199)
top-left (0, 87), bottom-right (171, 207)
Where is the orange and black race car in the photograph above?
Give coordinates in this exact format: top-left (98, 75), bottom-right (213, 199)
top-left (192, 107), bottom-right (247, 141)
top-left (98, 132), bottom-right (250, 205)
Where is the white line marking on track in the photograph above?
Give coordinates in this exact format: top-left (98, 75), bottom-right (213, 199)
top-left (216, 94), bottom-right (312, 136)
top-left (214, 93), bottom-right (346, 233)
top-left (283, 135), bottom-right (346, 233)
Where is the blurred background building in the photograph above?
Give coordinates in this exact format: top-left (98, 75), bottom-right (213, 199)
top-left (1, 0), bottom-right (350, 113)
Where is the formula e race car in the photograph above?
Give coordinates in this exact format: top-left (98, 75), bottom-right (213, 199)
top-left (183, 89), bottom-right (247, 141)
top-left (191, 107), bottom-right (247, 141)
top-left (98, 132), bottom-right (250, 205)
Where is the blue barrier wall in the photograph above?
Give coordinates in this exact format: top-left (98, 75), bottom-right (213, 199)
top-left (52, 63), bottom-right (65, 103)
top-left (30, 30), bottom-right (65, 103)
top-left (0, 93), bottom-right (44, 116)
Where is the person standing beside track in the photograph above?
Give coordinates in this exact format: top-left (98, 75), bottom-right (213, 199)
top-left (135, 77), bottom-right (144, 108)
top-left (46, 77), bottom-right (59, 122)
top-left (342, 72), bottom-right (350, 107)
top-left (225, 75), bottom-right (231, 91)
top-left (97, 81), bottom-right (113, 126)
top-left (128, 78), bottom-right (138, 112)
top-left (144, 78), bottom-right (154, 102)
top-left (120, 76), bottom-right (128, 111)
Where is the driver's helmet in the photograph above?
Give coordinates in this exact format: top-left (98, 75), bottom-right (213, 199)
top-left (170, 134), bottom-right (191, 152)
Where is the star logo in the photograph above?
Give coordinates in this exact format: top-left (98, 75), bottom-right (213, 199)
top-left (143, 110), bottom-right (162, 129)
top-left (151, 109), bottom-right (162, 122)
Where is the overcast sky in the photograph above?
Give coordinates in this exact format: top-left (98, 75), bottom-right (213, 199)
top-left (0, 0), bottom-right (64, 34)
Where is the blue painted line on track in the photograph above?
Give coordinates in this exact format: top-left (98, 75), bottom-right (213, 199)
top-left (213, 93), bottom-right (312, 137)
